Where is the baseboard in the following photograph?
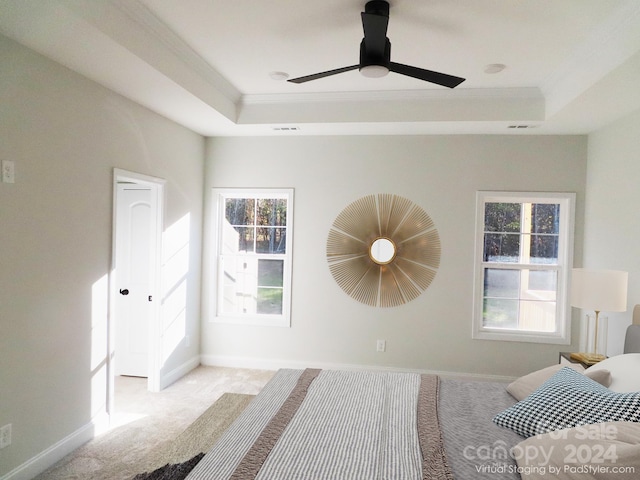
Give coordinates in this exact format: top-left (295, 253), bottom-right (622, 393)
top-left (200, 354), bottom-right (515, 383)
top-left (0, 413), bottom-right (106, 480)
top-left (160, 355), bottom-right (201, 390)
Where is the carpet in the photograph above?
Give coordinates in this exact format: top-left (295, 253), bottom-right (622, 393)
top-left (34, 392), bottom-right (254, 480)
top-left (141, 392), bottom-right (254, 471)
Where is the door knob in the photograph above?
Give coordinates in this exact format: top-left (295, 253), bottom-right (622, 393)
top-left (119, 288), bottom-right (129, 295)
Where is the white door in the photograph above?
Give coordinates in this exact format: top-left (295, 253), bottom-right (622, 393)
top-left (114, 184), bottom-right (157, 377)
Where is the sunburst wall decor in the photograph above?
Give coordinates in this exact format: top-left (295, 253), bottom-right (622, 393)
top-left (326, 194), bottom-right (441, 308)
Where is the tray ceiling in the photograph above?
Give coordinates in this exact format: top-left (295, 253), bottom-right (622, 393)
top-left (1, 0), bottom-right (640, 136)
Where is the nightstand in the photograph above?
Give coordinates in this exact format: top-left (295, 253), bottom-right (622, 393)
top-left (559, 351), bottom-right (606, 370)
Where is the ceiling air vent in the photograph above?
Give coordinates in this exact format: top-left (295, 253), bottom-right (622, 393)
top-left (507, 125), bottom-right (539, 129)
top-left (272, 126), bottom-right (300, 131)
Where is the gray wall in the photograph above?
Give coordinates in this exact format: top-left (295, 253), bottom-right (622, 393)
top-left (0, 36), bottom-right (204, 477)
top-left (584, 109), bottom-right (640, 355)
top-left (202, 135), bottom-right (588, 378)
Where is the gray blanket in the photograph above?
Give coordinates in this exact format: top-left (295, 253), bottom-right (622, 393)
top-left (439, 378), bottom-right (525, 479)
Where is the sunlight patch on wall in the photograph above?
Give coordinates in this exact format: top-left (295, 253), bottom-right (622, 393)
top-left (163, 214), bottom-right (191, 291)
top-left (161, 214), bottom-right (191, 364)
top-left (91, 273), bottom-right (109, 420)
top-left (162, 281), bottom-right (187, 359)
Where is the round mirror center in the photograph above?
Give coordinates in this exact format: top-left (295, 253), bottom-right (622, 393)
top-left (370, 238), bottom-right (396, 265)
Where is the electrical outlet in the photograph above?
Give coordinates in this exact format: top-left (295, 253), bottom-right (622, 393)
top-left (2, 160), bottom-right (15, 184)
top-left (0, 424), bottom-right (11, 449)
top-left (376, 339), bottom-right (386, 352)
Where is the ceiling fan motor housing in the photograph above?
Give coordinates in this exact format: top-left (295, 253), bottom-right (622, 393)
top-left (365, 0), bottom-right (390, 16)
top-left (360, 0), bottom-right (391, 74)
top-left (360, 38), bottom-right (391, 70)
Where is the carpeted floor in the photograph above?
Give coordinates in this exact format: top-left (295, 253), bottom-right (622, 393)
top-left (33, 366), bottom-right (274, 480)
top-left (143, 392), bottom-right (254, 469)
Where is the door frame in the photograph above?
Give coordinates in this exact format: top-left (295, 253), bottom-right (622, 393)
top-left (108, 168), bottom-right (165, 416)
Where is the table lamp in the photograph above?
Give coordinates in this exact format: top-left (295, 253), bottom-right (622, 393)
top-left (571, 268), bottom-right (628, 363)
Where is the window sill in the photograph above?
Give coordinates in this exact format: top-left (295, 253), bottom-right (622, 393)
top-left (473, 329), bottom-right (570, 345)
top-left (211, 315), bottom-right (290, 328)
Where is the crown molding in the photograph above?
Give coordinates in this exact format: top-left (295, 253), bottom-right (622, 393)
top-left (237, 88), bottom-right (544, 126)
top-left (109, 0), bottom-right (240, 104)
top-left (241, 87), bottom-right (543, 106)
top-left (53, 0), bottom-right (239, 122)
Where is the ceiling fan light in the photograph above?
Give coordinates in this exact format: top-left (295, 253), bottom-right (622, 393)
top-left (360, 65), bottom-right (389, 78)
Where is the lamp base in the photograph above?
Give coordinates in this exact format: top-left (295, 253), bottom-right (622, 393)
top-left (570, 352), bottom-right (606, 365)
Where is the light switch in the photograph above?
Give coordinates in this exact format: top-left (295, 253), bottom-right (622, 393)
top-left (2, 160), bottom-right (15, 183)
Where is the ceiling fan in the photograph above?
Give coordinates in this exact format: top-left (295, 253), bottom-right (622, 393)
top-left (288, 0), bottom-right (465, 88)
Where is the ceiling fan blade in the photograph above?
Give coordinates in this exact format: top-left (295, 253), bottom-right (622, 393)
top-left (287, 65), bottom-right (359, 84)
top-left (389, 62), bottom-right (465, 88)
top-left (361, 11), bottom-right (389, 56)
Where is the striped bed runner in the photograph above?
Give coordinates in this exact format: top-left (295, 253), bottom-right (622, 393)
top-left (186, 369), bottom-right (452, 480)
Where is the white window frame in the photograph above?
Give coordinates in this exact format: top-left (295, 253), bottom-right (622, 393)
top-left (472, 191), bottom-right (575, 344)
top-left (210, 188), bottom-right (293, 327)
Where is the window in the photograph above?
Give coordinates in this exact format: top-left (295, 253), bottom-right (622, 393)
top-left (473, 192), bottom-right (575, 344)
top-left (211, 189), bottom-right (293, 326)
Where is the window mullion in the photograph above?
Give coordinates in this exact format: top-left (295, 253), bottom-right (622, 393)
top-left (481, 262), bottom-right (559, 271)
top-left (253, 200), bottom-right (258, 254)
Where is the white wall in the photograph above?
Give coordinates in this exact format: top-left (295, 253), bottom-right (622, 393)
top-left (202, 135), bottom-right (587, 379)
top-left (584, 109), bottom-right (640, 355)
top-left (0, 35), bottom-right (204, 478)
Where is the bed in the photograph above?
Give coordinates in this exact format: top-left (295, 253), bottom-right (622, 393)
top-left (181, 309), bottom-right (640, 480)
top-left (185, 369), bottom-right (523, 480)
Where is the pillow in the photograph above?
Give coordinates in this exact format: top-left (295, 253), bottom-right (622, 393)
top-left (494, 367), bottom-right (640, 438)
top-left (586, 353), bottom-right (640, 392)
top-left (507, 364), bottom-right (612, 401)
top-left (514, 421), bottom-right (640, 479)
top-left (585, 368), bottom-right (613, 388)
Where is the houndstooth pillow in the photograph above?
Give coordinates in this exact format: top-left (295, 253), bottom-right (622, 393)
top-left (493, 366), bottom-right (640, 438)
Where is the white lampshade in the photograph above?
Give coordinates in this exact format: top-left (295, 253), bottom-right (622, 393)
top-left (571, 268), bottom-right (628, 312)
